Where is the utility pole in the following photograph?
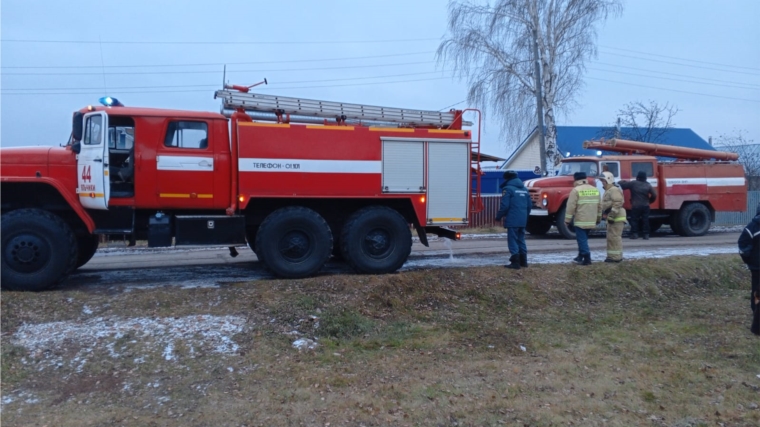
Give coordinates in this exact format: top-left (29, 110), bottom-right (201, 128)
top-left (532, 28), bottom-right (547, 176)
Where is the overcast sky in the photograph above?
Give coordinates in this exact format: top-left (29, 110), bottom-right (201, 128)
top-left (1, 0), bottom-right (758, 159)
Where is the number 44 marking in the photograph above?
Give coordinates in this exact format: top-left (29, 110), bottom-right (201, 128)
top-left (81, 165), bottom-right (92, 183)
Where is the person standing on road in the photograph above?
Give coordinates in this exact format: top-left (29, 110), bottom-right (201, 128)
top-left (738, 203), bottom-right (760, 336)
top-left (495, 170), bottom-right (532, 269)
top-left (565, 172), bottom-right (602, 265)
top-left (600, 172), bottom-right (626, 263)
top-left (619, 171), bottom-right (657, 240)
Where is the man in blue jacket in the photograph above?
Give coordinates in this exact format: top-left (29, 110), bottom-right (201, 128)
top-left (738, 202), bottom-right (760, 335)
top-left (495, 170), bottom-right (532, 269)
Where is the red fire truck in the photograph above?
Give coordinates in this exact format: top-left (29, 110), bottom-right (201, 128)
top-left (1, 86), bottom-right (481, 291)
top-left (524, 138), bottom-right (747, 239)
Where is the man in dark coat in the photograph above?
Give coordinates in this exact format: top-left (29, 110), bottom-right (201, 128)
top-left (619, 170), bottom-right (657, 239)
top-left (738, 203), bottom-right (760, 336)
top-left (495, 170), bottom-right (532, 269)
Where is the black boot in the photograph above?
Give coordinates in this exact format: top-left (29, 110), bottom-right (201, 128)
top-left (629, 233), bottom-right (638, 240)
top-left (643, 234), bottom-right (650, 240)
top-left (580, 253), bottom-right (592, 266)
top-left (573, 252), bottom-right (582, 263)
top-left (519, 253), bottom-right (528, 268)
top-left (752, 293), bottom-right (760, 336)
top-left (505, 254), bottom-right (520, 269)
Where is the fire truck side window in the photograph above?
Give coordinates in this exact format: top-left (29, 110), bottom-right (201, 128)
top-left (164, 121), bottom-right (208, 149)
top-left (83, 115), bottom-right (102, 145)
top-left (601, 162), bottom-right (619, 177)
top-left (631, 162), bottom-right (654, 177)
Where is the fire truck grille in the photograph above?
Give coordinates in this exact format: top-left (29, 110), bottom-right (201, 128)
top-left (529, 189), bottom-right (541, 208)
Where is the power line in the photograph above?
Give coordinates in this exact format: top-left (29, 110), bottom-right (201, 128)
top-left (586, 76), bottom-right (760, 103)
top-left (599, 45), bottom-right (760, 72)
top-left (588, 66), bottom-right (760, 90)
top-left (1, 76), bottom-right (455, 96)
top-left (592, 61), bottom-right (760, 88)
top-left (1, 60), bottom-right (436, 76)
top-left (1, 37), bottom-right (440, 45)
top-left (598, 51), bottom-right (760, 76)
top-left (439, 99), bottom-right (467, 111)
top-left (0, 51), bottom-right (435, 69)
top-left (2, 70), bottom-right (455, 92)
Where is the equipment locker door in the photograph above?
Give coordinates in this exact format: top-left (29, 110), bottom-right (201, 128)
top-left (77, 111), bottom-right (110, 210)
top-left (155, 120), bottom-right (215, 208)
top-left (427, 141), bottom-right (469, 224)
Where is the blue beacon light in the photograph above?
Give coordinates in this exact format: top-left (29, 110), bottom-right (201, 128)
top-left (99, 96), bottom-right (124, 107)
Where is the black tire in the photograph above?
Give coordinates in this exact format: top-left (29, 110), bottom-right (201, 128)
top-left (677, 203), bottom-right (711, 237)
top-left (526, 218), bottom-right (552, 235)
top-left (75, 234), bottom-right (100, 269)
top-left (1, 209), bottom-right (78, 291)
top-left (340, 206), bottom-right (412, 274)
top-left (555, 205), bottom-right (576, 239)
top-left (255, 207), bottom-right (332, 278)
top-left (245, 227), bottom-right (260, 259)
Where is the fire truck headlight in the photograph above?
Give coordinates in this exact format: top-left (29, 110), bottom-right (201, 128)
top-left (541, 193), bottom-right (548, 207)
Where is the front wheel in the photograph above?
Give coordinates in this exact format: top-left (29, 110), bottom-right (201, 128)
top-left (75, 234), bottom-right (100, 269)
top-left (255, 207), bottom-right (332, 278)
top-left (341, 206), bottom-right (412, 274)
top-left (1, 209), bottom-right (78, 291)
top-left (555, 205), bottom-right (576, 239)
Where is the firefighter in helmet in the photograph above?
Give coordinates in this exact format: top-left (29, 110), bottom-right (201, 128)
top-left (565, 172), bottom-right (602, 265)
top-left (600, 171), bottom-right (626, 263)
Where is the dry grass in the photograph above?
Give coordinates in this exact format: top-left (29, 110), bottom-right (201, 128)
top-left (2, 255), bottom-right (759, 427)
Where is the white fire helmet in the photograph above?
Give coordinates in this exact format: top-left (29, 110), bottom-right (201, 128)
top-left (602, 171), bottom-right (615, 185)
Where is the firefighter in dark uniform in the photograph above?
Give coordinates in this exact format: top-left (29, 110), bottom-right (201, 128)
top-left (495, 170), bottom-right (532, 269)
top-left (738, 203), bottom-right (760, 335)
top-left (619, 171), bottom-right (657, 239)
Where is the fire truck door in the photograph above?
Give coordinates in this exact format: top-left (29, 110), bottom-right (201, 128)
top-left (155, 120), bottom-right (215, 208)
top-left (77, 111), bottom-right (110, 210)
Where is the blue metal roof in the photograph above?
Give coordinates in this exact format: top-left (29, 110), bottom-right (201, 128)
top-left (554, 126), bottom-right (714, 157)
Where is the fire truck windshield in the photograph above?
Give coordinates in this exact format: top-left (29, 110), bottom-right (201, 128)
top-left (558, 161), bottom-right (599, 177)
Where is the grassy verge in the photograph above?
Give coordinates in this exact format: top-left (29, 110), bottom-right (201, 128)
top-left (2, 255), bottom-right (759, 426)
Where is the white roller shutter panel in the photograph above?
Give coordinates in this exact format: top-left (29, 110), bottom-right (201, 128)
top-left (427, 142), bottom-right (469, 224)
top-left (382, 140), bottom-right (424, 193)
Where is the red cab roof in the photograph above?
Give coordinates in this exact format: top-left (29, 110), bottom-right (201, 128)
top-left (77, 105), bottom-right (225, 120)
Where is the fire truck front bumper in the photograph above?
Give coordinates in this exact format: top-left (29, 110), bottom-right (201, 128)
top-left (529, 209), bottom-right (549, 216)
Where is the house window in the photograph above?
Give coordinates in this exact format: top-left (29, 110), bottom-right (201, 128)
top-left (164, 121), bottom-right (208, 149)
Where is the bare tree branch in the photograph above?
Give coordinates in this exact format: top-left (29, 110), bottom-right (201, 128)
top-left (598, 100), bottom-right (679, 143)
top-left (437, 0), bottom-right (623, 168)
top-left (714, 130), bottom-right (760, 190)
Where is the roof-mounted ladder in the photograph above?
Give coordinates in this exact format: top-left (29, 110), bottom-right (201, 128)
top-left (215, 89), bottom-right (467, 129)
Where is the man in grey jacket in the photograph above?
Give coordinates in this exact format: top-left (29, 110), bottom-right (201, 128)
top-left (619, 170), bottom-right (657, 240)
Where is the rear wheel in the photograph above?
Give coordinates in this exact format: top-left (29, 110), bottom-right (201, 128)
top-left (526, 218), bottom-right (552, 235)
top-left (75, 234), bottom-right (100, 269)
top-left (255, 207), bottom-right (332, 278)
top-left (1, 209), bottom-right (78, 291)
top-left (555, 205), bottom-right (576, 239)
top-left (678, 203), bottom-right (711, 236)
top-left (341, 206), bottom-right (412, 274)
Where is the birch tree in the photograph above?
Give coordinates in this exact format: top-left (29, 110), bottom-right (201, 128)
top-left (437, 0), bottom-right (622, 170)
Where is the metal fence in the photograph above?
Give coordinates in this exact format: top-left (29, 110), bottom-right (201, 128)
top-left (469, 191), bottom-right (760, 228)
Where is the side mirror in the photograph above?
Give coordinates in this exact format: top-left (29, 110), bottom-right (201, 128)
top-left (72, 112), bottom-right (84, 142)
top-left (71, 141), bottom-right (81, 154)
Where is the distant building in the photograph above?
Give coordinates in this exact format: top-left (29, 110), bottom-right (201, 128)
top-left (502, 126), bottom-right (714, 171)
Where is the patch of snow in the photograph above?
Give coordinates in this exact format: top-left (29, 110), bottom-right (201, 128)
top-left (292, 338), bottom-right (318, 351)
top-left (402, 246), bottom-right (737, 270)
top-left (227, 367), bottom-right (234, 373)
top-left (82, 305), bottom-right (93, 315)
top-left (11, 315), bottom-right (246, 371)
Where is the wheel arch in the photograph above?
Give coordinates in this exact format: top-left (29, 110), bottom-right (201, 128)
top-left (1, 179), bottom-right (94, 234)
